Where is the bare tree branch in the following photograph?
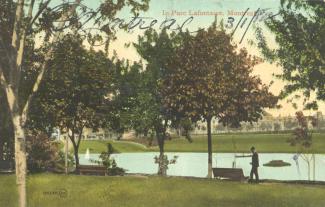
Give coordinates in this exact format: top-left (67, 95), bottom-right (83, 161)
top-left (16, 0), bottom-right (36, 75)
top-left (11, 0), bottom-right (25, 51)
top-left (29, 0), bottom-right (52, 27)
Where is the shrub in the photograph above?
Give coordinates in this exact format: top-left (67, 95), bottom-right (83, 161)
top-left (92, 143), bottom-right (126, 176)
top-left (53, 151), bottom-right (75, 173)
top-left (26, 134), bottom-right (60, 173)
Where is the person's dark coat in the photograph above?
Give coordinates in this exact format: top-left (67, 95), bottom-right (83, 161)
top-left (252, 152), bottom-right (259, 167)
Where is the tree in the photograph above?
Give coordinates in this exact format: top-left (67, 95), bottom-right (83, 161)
top-left (0, 0), bottom-right (149, 206)
top-left (133, 29), bottom-right (185, 175)
top-left (161, 23), bottom-right (278, 178)
top-left (178, 118), bottom-right (194, 142)
top-left (110, 60), bottom-right (145, 138)
top-left (256, 0), bottom-right (325, 108)
top-left (28, 34), bottom-right (113, 170)
top-left (287, 111), bottom-right (317, 180)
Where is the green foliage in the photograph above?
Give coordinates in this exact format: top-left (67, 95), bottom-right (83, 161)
top-left (179, 118), bottom-right (194, 142)
top-left (133, 29), bottom-right (192, 174)
top-left (28, 34), bottom-right (114, 167)
top-left (133, 29), bottom-right (183, 132)
top-left (107, 159), bottom-right (125, 176)
top-left (26, 134), bottom-right (60, 173)
top-left (130, 29), bottom-right (185, 160)
top-left (53, 151), bottom-right (75, 173)
top-left (162, 23), bottom-right (278, 127)
top-left (29, 34), bottom-right (112, 132)
top-left (0, 89), bottom-right (14, 161)
top-left (109, 60), bottom-right (145, 136)
top-left (287, 111), bottom-right (318, 180)
top-left (288, 111), bottom-right (317, 150)
top-left (0, 0), bottom-right (15, 43)
top-left (256, 0), bottom-right (325, 107)
top-left (154, 155), bottom-right (178, 176)
top-left (92, 143), bottom-right (125, 176)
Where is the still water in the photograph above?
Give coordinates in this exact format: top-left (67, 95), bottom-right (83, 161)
top-left (79, 152), bottom-right (325, 181)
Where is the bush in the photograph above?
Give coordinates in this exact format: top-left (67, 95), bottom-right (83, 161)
top-left (154, 155), bottom-right (178, 176)
top-left (107, 160), bottom-right (125, 176)
top-left (26, 134), bottom-right (60, 173)
top-left (92, 143), bottom-right (126, 176)
top-left (53, 151), bottom-right (75, 173)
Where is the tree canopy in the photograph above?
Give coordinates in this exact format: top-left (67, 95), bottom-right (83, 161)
top-left (0, 1), bottom-right (150, 205)
top-left (132, 29), bottom-right (185, 175)
top-left (28, 34), bottom-right (113, 168)
top-left (256, 0), bottom-right (325, 108)
top-left (161, 23), bottom-right (278, 177)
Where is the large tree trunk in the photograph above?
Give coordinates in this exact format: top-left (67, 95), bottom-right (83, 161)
top-left (157, 132), bottom-right (165, 176)
top-left (74, 146), bottom-right (80, 171)
top-left (71, 141), bottom-right (80, 172)
top-left (156, 130), bottom-right (166, 176)
top-left (156, 120), bottom-right (167, 176)
top-left (13, 114), bottom-right (27, 207)
top-left (207, 117), bottom-right (213, 178)
top-left (69, 127), bottom-right (84, 174)
top-left (1, 77), bottom-right (27, 207)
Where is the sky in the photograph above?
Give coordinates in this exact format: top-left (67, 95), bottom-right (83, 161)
top-left (53, 0), bottom-right (325, 117)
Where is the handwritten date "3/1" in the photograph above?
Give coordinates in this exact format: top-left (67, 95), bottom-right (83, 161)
top-left (225, 8), bottom-right (279, 44)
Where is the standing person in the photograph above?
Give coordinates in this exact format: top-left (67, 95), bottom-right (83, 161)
top-left (250, 146), bottom-right (259, 183)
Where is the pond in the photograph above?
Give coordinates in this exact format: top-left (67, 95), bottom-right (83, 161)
top-left (79, 152), bottom-right (325, 181)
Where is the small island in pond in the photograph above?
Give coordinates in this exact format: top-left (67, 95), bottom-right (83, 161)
top-left (263, 160), bottom-right (291, 167)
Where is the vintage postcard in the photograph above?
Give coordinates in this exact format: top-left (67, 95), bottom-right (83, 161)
top-left (0, 0), bottom-right (324, 206)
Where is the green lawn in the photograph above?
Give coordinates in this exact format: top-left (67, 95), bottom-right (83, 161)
top-left (0, 175), bottom-right (17, 207)
top-left (1, 174), bottom-right (325, 207)
top-left (78, 140), bottom-right (149, 153)
top-left (165, 133), bottom-right (325, 153)
top-left (78, 133), bottom-right (325, 153)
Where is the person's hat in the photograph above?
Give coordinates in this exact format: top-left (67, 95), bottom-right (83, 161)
top-left (250, 146), bottom-right (255, 151)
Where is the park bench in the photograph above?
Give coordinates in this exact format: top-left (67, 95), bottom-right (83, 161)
top-left (0, 160), bottom-right (14, 173)
top-left (78, 165), bottom-right (107, 176)
top-left (212, 168), bottom-right (248, 181)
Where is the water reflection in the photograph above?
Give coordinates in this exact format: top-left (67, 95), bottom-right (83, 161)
top-left (79, 152), bottom-right (325, 181)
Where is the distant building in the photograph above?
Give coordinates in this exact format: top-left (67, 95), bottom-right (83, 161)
top-left (191, 111), bottom-right (324, 134)
top-left (51, 128), bottom-right (119, 141)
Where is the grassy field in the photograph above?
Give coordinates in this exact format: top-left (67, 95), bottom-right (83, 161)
top-left (78, 133), bottom-right (325, 153)
top-left (1, 174), bottom-right (325, 207)
top-left (78, 140), bottom-right (149, 153)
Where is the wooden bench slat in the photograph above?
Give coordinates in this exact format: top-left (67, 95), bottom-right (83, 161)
top-left (79, 165), bottom-right (107, 175)
top-left (212, 168), bottom-right (247, 181)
